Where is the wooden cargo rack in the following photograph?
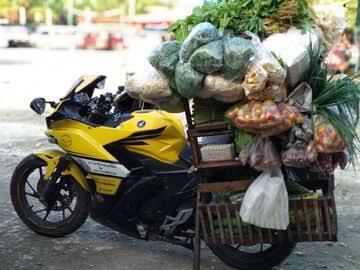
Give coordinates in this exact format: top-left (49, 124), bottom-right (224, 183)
top-left (182, 99), bottom-right (338, 270)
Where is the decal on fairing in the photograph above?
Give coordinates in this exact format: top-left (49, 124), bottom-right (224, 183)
top-left (72, 156), bottom-right (130, 178)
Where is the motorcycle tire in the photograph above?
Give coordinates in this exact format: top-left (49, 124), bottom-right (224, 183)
top-left (208, 240), bottom-right (296, 270)
top-left (11, 155), bottom-right (91, 238)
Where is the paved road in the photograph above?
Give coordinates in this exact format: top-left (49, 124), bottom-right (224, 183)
top-left (0, 49), bottom-right (360, 270)
top-left (1, 112), bottom-right (359, 270)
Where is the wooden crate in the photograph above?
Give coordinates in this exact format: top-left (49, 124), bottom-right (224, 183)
top-left (197, 180), bottom-right (337, 245)
top-left (183, 99), bottom-right (240, 169)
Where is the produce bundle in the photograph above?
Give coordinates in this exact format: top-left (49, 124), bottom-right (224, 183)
top-left (313, 116), bottom-right (346, 153)
top-left (226, 100), bottom-right (302, 136)
top-left (124, 0), bottom-right (359, 175)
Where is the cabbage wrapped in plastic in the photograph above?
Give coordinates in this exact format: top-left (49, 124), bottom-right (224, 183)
top-left (148, 40), bottom-right (181, 88)
top-left (179, 22), bottom-right (219, 62)
top-left (198, 75), bottom-right (244, 103)
top-left (221, 36), bottom-right (255, 80)
top-left (175, 62), bottom-right (205, 99)
top-left (156, 93), bottom-right (184, 113)
top-left (125, 66), bottom-right (172, 100)
top-left (190, 40), bottom-right (223, 74)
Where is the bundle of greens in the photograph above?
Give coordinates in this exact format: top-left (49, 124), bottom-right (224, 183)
top-left (192, 97), bottom-right (233, 125)
top-left (168, 0), bottom-right (313, 42)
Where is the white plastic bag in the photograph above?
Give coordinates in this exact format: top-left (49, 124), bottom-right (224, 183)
top-left (262, 27), bottom-right (321, 87)
top-left (240, 169), bottom-right (289, 230)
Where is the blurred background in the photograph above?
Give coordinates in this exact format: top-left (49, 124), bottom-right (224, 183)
top-left (0, 0), bottom-right (205, 110)
top-left (0, 0), bottom-right (358, 111)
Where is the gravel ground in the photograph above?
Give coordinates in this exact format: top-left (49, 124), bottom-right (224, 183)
top-left (0, 110), bottom-right (359, 270)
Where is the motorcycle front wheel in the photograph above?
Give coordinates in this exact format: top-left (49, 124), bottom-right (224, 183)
top-left (208, 240), bottom-right (296, 270)
top-left (11, 155), bottom-right (91, 238)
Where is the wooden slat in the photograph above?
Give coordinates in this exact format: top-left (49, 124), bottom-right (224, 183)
top-left (225, 204), bottom-right (235, 244)
top-left (199, 207), bottom-right (208, 243)
top-left (215, 205), bottom-right (226, 244)
top-left (293, 200), bottom-right (302, 241)
top-left (206, 205), bottom-right (216, 244)
top-left (303, 199), bottom-right (312, 241)
top-left (257, 227), bottom-right (263, 243)
top-left (287, 225), bottom-right (293, 242)
top-left (189, 122), bottom-right (228, 132)
top-left (248, 224), bottom-right (254, 243)
top-left (199, 180), bottom-right (253, 193)
top-left (234, 203), bottom-right (244, 244)
top-left (324, 199), bottom-right (333, 241)
top-left (313, 200), bottom-right (323, 241)
top-left (196, 160), bottom-right (243, 169)
top-left (268, 229), bottom-right (274, 243)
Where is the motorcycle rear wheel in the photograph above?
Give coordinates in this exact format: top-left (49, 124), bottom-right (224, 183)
top-left (11, 155), bottom-right (91, 238)
top-left (208, 240), bottom-right (296, 270)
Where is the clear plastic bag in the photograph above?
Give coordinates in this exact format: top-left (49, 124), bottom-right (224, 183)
top-left (242, 64), bottom-right (268, 94)
top-left (179, 22), bottom-right (219, 63)
top-left (156, 93), bottom-right (184, 113)
top-left (125, 65), bottom-right (172, 100)
top-left (148, 40), bottom-right (181, 88)
top-left (189, 39), bottom-right (223, 74)
top-left (244, 83), bottom-right (287, 102)
top-left (313, 116), bottom-right (346, 153)
top-left (249, 137), bottom-right (281, 172)
top-left (175, 62), bottom-right (205, 99)
top-left (221, 36), bottom-right (255, 80)
top-left (246, 31), bottom-right (286, 86)
top-left (199, 75), bottom-right (244, 103)
top-left (226, 100), bottom-right (282, 129)
top-left (285, 82), bottom-right (313, 112)
top-left (240, 168), bottom-right (289, 230)
top-left (282, 146), bottom-right (312, 168)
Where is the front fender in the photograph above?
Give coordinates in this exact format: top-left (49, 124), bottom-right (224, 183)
top-left (34, 149), bottom-right (90, 192)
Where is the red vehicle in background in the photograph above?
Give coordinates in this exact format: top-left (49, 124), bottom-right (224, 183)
top-left (79, 31), bottom-right (126, 50)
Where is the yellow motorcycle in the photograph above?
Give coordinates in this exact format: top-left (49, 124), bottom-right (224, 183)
top-left (11, 75), bottom-right (295, 270)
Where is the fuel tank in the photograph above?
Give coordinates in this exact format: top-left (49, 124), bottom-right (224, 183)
top-left (46, 110), bottom-right (187, 164)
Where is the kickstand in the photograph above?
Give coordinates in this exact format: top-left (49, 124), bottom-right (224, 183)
top-left (193, 188), bottom-right (201, 270)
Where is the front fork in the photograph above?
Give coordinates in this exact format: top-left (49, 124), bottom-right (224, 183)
top-left (39, 155), bottom-right (70, 204)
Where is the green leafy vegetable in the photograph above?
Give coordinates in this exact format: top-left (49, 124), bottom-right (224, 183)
top-left (169, 0), bottom-right (314, 41)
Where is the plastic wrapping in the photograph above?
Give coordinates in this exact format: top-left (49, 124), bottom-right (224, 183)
top-left (262, 27), bottom-right (321, 87)
top-left (239, 32), bottom-right (286, 101)
top-left (148, 41), bottom-right (181, 88)
top-left (313, 116), bottom-right (346, 153)
top-left (245, 84), bottom-right (287, 102)
top-left (226, 100), bottom-right (282, 130)
top-left (242, 64), bottom-right (268, 94)
top-left (240, 169), bottom-right (289, 230)
top-left (189, 40), bottom-right (223, 74)
top-left (175, 62), bottom-right (205, 99)
top-left (156, 94), bottom-right (184, 113)
top-left (285, 82), bottom-right (313, 112)
top-left (199, 75), bottom-right (244, 103)
top-left (125, 66), bottom-right (172, 100)
top-left (249, 137), bottom-right (281, 172)
top-left (221, 36), bottom-right (255, 80)
top-left (234, 130), bottom-right (254, 154)
top-left (282, 147), bottom-right (312, 168)
top-left (179, 22), bottom-right (219, 62)
top-left (238, 103), bottom-right (303, 136)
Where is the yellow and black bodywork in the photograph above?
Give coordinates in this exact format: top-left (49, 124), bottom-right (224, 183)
top-left (41, 109), bottom-right (187, 195)
top-left (31, 76), bottom-right (194, 237)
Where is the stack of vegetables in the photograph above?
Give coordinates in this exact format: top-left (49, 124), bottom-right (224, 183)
top-left (125, 0), bottom-right (359, 173)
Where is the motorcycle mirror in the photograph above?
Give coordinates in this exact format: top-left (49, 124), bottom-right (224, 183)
top-left (30, 98), bottom-right (46, 115)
